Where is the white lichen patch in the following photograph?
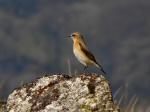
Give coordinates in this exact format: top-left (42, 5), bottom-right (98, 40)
top-left (42, 102), bottom-right (62, 112)
top-left (7, 91), bottom-right (32, 112)
top-left (32, 75), bottom-right (58, 91)
top-left (78, 98), bottom-right (86, 105)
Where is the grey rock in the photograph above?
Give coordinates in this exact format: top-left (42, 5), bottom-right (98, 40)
top-left (7, 73), bottom-right (119, 112)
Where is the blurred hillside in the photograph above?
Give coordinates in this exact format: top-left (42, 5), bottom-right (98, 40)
top-left (0, 0), bottom-right (150, 109)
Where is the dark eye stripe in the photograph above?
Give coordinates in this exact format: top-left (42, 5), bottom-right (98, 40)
top-left (72, 34), bottom-right (75, 36)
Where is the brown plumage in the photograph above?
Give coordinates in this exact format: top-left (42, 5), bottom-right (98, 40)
top-left (68, 32), bottom-right (106, 74)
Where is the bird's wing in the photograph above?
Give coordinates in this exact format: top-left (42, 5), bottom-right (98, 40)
top-left (79, 42), bottom-right (106, 74)
top-left (79, 43), bottom-right (97, 63)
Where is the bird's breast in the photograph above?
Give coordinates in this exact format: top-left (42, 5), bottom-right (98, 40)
top-left (73, 45), bottom-right (92, 66)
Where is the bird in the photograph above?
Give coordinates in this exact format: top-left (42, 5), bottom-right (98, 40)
top-left (68, 32), bottom-right (106, 74)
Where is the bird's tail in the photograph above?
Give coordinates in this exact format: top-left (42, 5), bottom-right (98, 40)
top-left (95, 62), bottom-right (107, 74)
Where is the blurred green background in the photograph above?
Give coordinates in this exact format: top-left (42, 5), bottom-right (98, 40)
top-left (0, 0), bottom-right (150, 110)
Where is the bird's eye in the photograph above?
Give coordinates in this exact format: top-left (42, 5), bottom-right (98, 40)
top-left (72, 34), bottom-right (75, 36)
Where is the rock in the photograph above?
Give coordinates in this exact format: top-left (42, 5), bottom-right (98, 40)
top-left (0, 101), bottom-right (6, 112)
top-left (7, 73), bottom-right (119, 112)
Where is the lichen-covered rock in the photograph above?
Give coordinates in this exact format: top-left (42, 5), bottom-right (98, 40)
top-left (0, 101), bottom-right (6, 112)
top-left (7, 73), bottom-right (119, 112)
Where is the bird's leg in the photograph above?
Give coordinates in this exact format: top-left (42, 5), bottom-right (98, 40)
top-left (100, 67), bottom-right (106, 74)
top-left (83, 66), bottom-right (88, 72)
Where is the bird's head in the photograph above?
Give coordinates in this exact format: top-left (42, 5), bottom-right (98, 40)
top-left (68, 32), bottom-right (84, 42)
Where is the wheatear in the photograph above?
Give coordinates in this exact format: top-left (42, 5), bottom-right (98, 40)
top-left (68, 32), bottom-right (106, 74)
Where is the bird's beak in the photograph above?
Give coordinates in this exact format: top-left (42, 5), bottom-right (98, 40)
top-left (68, 35), bottom-right (72, 38)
